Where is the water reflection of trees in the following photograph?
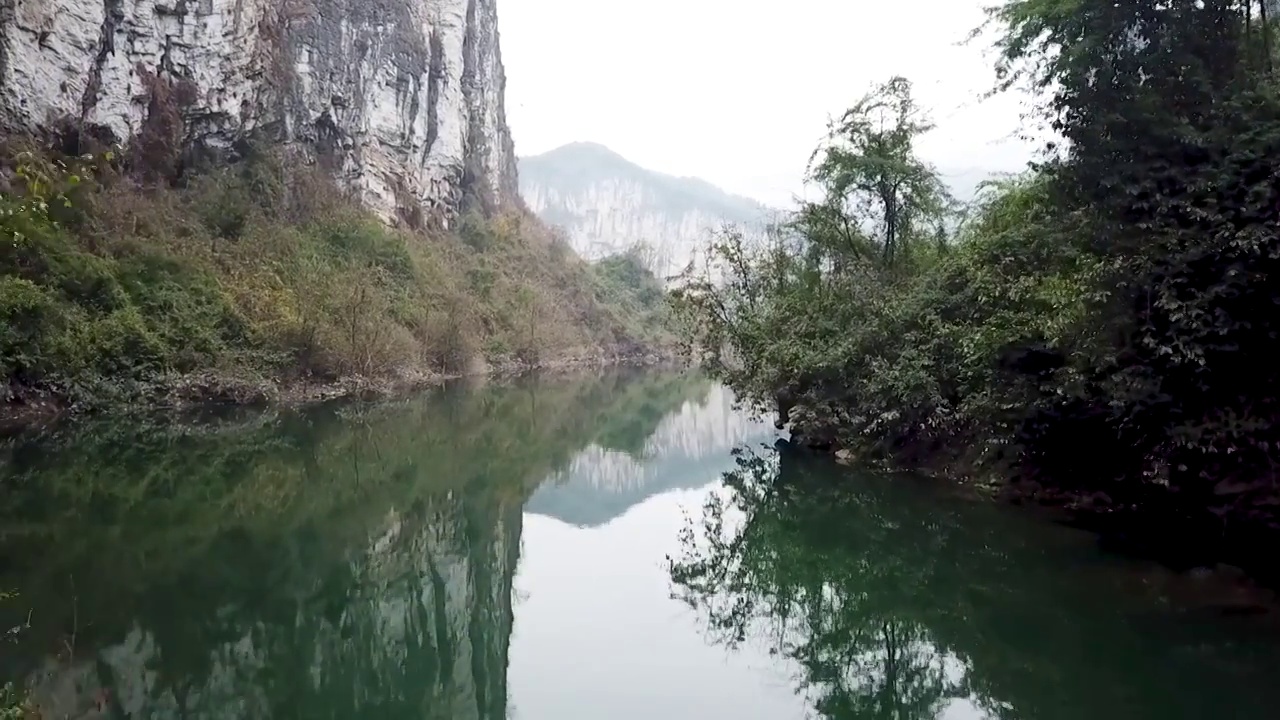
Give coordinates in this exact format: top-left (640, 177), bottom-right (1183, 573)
top-left (0, 369), bottom-right (708, 612)
top-left (669, 450), bottom-right (976, 719)
top-left (669, 446), bottom-right (1280, 720)
top-left (0, 369), bottom-right (711, 718)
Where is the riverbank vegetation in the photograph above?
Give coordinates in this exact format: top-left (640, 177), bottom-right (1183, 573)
top-left (675, 0), bottom-right (1280, 576)
top-left (0, 138), bottom-right (674, 420)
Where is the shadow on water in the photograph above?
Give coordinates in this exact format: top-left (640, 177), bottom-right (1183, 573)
top-left (0, 368), bottom-right (713, 718)
top-left (668, 444), bottom-right (1280, 720)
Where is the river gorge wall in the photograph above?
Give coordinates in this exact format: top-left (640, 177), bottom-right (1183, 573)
top-left (0, 0), bottom-right (519, 225)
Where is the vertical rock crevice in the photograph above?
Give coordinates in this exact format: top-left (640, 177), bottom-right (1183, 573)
top-left (79, 0), bottom-right (124, 126)
top-left (458, 0), bottom-right (516, 215)
top-left (424, 28), bottom-right (444, 172)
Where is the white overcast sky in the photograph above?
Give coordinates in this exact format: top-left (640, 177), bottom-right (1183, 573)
top-left (501, 0), bottom-right (1043, 207)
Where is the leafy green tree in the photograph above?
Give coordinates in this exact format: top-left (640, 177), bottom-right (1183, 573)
top-left (803, 76), bottom-right (952, 269)
top-left (979, 0), bottom-right (1280, 500)
top-left (679, 0), bottom-right (1280, 550)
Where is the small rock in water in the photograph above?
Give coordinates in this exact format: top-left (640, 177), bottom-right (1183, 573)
top-left (834, 449), bottom-right (855, 465)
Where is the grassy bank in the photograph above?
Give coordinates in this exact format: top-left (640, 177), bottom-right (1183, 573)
top-left (0, 140), bottom-right (675, 422)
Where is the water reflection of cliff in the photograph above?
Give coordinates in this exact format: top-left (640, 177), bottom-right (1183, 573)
top-left (525, 384), bottom-right (777, 527)
top-left (0, 369), bottom-right (714, 718)
top-left (24, 493), bottom-right (522, 719)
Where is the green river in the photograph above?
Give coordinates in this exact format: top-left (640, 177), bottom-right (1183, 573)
top-left (1, 369), bottom-right (1278, 719)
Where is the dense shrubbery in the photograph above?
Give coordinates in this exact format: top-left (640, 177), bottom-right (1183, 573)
top-left (677, 0), bottom-right (1280, 553)
top-left (591, 248), bottom-right (674, 347)
top-left (0, 141), bottom-right (673, 412)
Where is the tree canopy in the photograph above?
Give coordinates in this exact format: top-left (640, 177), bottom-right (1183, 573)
top-left (675, 0), bottom-right (1280, 574)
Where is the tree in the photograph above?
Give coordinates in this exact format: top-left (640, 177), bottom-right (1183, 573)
top-left (514, 285), bottom-right (539, 364)
top-left (804, 76), bottom-right (952, 268)
top-left (981, 0), bottom-right (1280, 493)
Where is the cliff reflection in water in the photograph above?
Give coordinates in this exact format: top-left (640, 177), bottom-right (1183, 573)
top-left (0, 370), bottom-right (716, 719)
top-left (669, 445), bottom-right (1280, 720)
top-left (526, 383), bottom-right (777, 527)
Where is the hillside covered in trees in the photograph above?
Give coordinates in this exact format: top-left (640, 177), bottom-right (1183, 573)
top-left (675, 0), bottom-right (1280, 579)
top-left (0, 143), bottom-right (676, 423)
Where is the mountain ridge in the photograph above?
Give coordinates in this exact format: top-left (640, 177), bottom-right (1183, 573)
top-left (518, 142), bottom-right (775, 277)
top-left (521, 142), bottom-right (771, 216)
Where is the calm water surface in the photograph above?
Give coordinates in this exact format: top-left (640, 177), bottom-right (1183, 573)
top-left (1, 369), bottom-right (1278, 719)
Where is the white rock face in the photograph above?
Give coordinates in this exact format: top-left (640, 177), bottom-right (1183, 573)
top-left (0, 0), bottom-right (518, 224)
top-left (519, 142), bottom-right (774, 281)
top-left (522, 177), bottom-right (743, 276)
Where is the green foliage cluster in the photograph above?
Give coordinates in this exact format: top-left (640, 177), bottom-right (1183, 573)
top-left (1, 153), bottom-right (252, 399)
top-left (677, 2), bottom-right (1280, 535)
top-left (590, 248), bottom-right (675, 347)
top-left (0, 143), bottom-right (673, 411)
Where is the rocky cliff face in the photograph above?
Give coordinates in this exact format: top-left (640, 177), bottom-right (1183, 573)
top-left (0, 0), bottom-right (518, 225)
top-left (519, 142), bottom-right (773, 280)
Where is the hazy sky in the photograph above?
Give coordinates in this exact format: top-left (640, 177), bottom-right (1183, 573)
top-left (501, 0), bottom-right (1043, 207)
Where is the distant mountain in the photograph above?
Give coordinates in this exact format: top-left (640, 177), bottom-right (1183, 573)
top-left (518, 142), bottom-right (774, 280)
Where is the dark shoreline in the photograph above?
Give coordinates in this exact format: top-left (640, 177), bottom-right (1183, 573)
top-left (0, 352), bottom-right (686, 436)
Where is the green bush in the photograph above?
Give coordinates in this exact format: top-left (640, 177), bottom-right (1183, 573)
top-left (0, 276), bottom-right (62, 380)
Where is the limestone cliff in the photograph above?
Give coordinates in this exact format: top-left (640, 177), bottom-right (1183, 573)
top-left (0, 0), bottom-right (518, 225)
top-left (519, 142), bottom-right (774, 281)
